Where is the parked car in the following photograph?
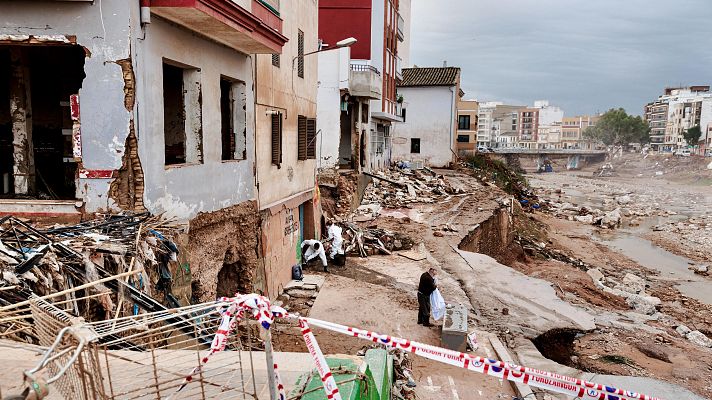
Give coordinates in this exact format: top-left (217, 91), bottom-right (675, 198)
top-left (674, 148), bottom-right (691, 157)
top-left (477, 146), bottom-right (487, 152)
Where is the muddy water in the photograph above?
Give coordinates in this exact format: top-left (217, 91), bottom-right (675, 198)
top-left (594, 229), bottom-right (712, 305)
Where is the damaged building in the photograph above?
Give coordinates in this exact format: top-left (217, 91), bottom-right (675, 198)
top-left (0, 0), bottom-right (318, 301)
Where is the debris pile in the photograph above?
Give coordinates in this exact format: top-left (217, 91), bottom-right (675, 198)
top-left (586, 269), bottom-right (662, 315)
top-left (0, 213), bottom-right (186, 342)
top-left (362, 168), bottom-right (465, 208)
top-left (654, 215), bottom-right (712, 259)
top-left (592, 163), bottom-right (616, 177)
top-left (342, 223), bottom-right (415, 257)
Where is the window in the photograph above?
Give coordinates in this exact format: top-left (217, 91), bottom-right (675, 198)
top-left (458, 115), bottom-right (471, 130)
top-left (457, 135), bottom-right (470, 143)
top-left (297, 30), bottom-right (304, 78)
top-left (298, 115), bottom-right (317, 160)
top-left (410, 138), bottom-right (421, 153)
top-left (271, 112), bottom-right (282, 167)
top-left (220, 77), bottom-right (247, 161)
top-left (271, 53), bottom-right (280, 68)
top-left (163, 61), bottom-right (203, 165)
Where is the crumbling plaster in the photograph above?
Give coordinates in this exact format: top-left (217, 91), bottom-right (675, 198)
top-left (2, 0), bottom-right (133, 211)
top-left (135, 17), bottom-right (256, 222)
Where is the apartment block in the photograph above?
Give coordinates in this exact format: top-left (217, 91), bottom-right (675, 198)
top-left (319, 0), bottom-right (411, 170)
top-left (644, 86), bottom-right (712, 152)
top-left (456, 99), bottom-right (479, 155)
top-left (561, 115), bottom-right (600, 150)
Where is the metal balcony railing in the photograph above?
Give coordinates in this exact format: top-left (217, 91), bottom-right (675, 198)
top-left (350, 64), bottom-right (381, 75)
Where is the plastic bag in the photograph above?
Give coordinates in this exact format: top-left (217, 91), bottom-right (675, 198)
top-left (291, 264), bottom-right (303, 281)
top-left (430, 288), bottom-right (446, 321)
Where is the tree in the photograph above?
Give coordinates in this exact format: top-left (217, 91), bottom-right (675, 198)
top-left (683, 126), bottom-right (702, 147)
top-left (583, 108), bottom-right (650, 147)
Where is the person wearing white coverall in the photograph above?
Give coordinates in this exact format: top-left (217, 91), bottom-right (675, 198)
top-left (301, 239), bottom-right (328, 272)
top-left (326, 221), bottom-right (344, 259)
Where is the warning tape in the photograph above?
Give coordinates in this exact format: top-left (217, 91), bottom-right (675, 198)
top-left (299, 319), bottom-right (342, 400)
top-left (171, 294), bottom-right (664, 400)
top-left (298, 316), bottom-right (664, 400)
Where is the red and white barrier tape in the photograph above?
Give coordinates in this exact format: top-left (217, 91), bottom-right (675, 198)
top-left (299, 319), bottom-right (342, 400)
top-left (298, 316), bottom-right (664, 400)
top-left (170, 294), bottom-right (664, 400)
top-left (167, 294), bottom-right (288, 399)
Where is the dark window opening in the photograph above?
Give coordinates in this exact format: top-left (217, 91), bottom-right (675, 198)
top-left (0, 45), bottom-right (85, 200)
top-left (271, 112), bottom-right (282, 167)
top-left (410, 138), bottom-right (421, 153)
top-left (272, 53), bottom-right (280, 68)
top-left (457, 135), bottom-right (470, 143)
top-left (220, 77), bottom-right (247, 161)
top-left (297, 30), bottom-right (304, 78)
top-left (298, 115), bottom-right (317, 160)
top-left (401, 108), bottom-right (406, 122)
top-left (458, 115), bottom-right (471, 130)
top-left (163, 61), bottom-right (202, 166)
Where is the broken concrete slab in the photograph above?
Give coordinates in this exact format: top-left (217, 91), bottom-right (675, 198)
top-left (686, 330), bottom-right (712, 348)
top-left (455, 250), bottom-right (596, 334)
top-left (302, 275), bottom-right (325, 291)
top-left (586, 268), bottom-right (605, 283)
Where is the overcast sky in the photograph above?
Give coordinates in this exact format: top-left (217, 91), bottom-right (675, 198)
top-left (410, 0), bottom-right (712, 116)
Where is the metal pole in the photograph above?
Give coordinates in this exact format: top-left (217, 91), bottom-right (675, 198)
top-left (264, 329), bottom-right (279, 400)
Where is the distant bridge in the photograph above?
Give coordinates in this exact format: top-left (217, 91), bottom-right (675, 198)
top-left (487, 149), bottom-right (607, 171)
top-left (490, 148), bottom-right (607, 156)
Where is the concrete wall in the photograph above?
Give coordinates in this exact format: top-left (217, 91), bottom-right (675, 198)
top-left (391, 86), bottom-right (456, 167)
top-left (135, 17), bottom-right (256, 221)
top-left (316, 47), bottom-right (350, 170)
top-left (1, 0), bottom-right (132, 210)
top-left (255, 0), bottom-right (319, 209)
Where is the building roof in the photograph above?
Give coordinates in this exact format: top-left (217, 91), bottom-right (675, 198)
top-left (398, 67), bottom-right (460, 87)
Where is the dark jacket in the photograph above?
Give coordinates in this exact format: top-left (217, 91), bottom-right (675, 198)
top-left (418, 272), bottom-right (437, 296)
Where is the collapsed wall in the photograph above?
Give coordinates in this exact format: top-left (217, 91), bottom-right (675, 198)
top-left (186, 201), bottom-right (260, 302)
top-left (458, 207), bottom-right (514, 260)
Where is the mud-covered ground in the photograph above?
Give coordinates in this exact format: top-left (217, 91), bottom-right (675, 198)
top-left (277, 161), bottom-right (712, 398)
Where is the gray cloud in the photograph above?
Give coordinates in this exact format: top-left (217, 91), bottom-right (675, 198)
top-left (410, 0), bottom-right (712, 115)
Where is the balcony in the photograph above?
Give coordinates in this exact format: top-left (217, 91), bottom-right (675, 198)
top-left (397, 14), bottom-right (405, 41)
top-left (349, 64), bottom-right (382, 100)
top-left (149, 0), bottom-right (288, 54)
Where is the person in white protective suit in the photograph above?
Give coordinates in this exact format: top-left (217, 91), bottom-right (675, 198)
top-left (326, 220), bottom-right (344, 259)
top-left (301, 239), bottom-right (328, 272)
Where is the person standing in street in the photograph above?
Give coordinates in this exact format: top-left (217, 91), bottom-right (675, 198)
top-left (417, 268), bottom-right (437, 326)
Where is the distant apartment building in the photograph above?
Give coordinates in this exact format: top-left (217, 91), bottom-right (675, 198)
top-left (517, 108), bottom-right (540, 149)
top-left (561, 115), bottom-right (600, 149)
top-left (456, 99), bottom-right (479, 155)
top-left (533, 100), bottom-right (564, 149)
top-left (393, 67), bottom-right (461, 167)
top-left (476, 102), bottom-right (500, 148)
top-left (644, 86), bottom-right (712, 152)
top-left (319, 0), bottom-right (411, 170)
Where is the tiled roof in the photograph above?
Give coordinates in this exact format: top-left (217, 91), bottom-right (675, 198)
top-left (398, 67), bottom-right (461, 87)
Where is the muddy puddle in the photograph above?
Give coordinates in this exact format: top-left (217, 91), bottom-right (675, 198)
top-left (594, 230), bottom-right (712, 305)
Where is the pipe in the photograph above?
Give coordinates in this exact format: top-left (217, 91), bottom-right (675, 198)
top-left (140, 0), bottom-right (151, 24)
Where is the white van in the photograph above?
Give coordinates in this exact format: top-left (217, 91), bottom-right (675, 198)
top-left (675, 148), bottom-right (691, 157)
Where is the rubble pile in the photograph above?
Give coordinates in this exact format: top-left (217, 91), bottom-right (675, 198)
top-left (342, 223), bottom-right (415, 257)
top-left (362, 168), bottom-right (464, 208)
top-left (586, 269), bottom-right (662, 315)
top-left (0, 213), bottom-right (186, 341)
top-left (592, 163), bottom-right (616, 177)
top-left (516, 234), bottom-right (591, 270)
top-left (654, 215), bottom-right (712, 260)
